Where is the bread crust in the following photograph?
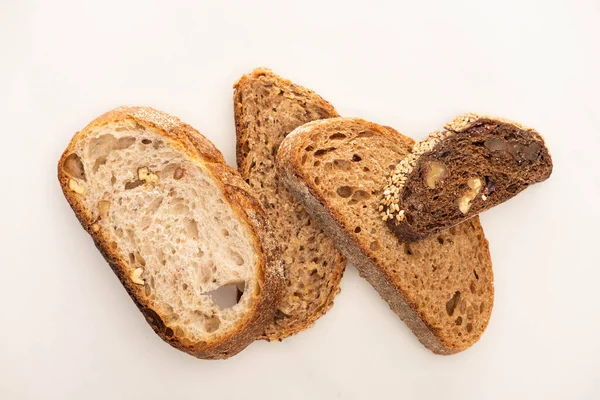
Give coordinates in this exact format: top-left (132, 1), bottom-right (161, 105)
top-left (233, 68), bottom-right (346, 340)
top-left (58, 106), bottom-right (283, 359)
top-left (277, 118), bottom-right (494, 354)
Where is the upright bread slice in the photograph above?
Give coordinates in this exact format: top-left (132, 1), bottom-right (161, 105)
top-left (381, 113), bottom-right (553, 241)
top-left (277, 118), bottom-right (494, 354)
top-left (58, 107), bottom-right (283, 359)
top-left (234, 68), bottom-right (346, 340)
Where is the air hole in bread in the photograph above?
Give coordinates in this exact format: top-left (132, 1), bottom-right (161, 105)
top-left (241, 141), bottom-right (250, 154)
top-left (305, 145), bottom-right (314, 152)
top-left (206, 281), bottom-right (246, 310)
top-left (141, 139), bottom-right (152, 144)
top-left (351, 154), bottom-right (362, 162)
top-left (437, 237), bottom-right (444, 245)
top-left (329, 133), bottom-right (346, 140)
top-left (89, 135), bottom-right (135, 165)
top-left (136, 251), bottom-right (146, 266)
top-left (333, 159), bottom-right (351, 170)
top-left (314, 177), bottom-right (321, 185)
top-left (403, 243), bottom-right (412, 255)
top-left (455, 316), bottom-right (463, 325)
top-left (63, 153), bottom-right (86, 180)
top-left (230, 250), bottom-right (245, 266)
top-left (301, 154), bottom-right (308, 165)
top-left (352, 190), bottom-right (370, 201)
top-left (357, 131), bottom-right (374, 138)
top-left (314, 147), bottom-right (336, 157)
top-left (185, 218), bottom-right (199, 240)
top-left (363, 166), bottom-right (370, 172)
top-left (336, 186), bottom-right (354, 198)
top-left (469, 281), bottom-right (476, 294)
top-left (203, 315), bottom-right (221, 333)
top-left (124, 179), bottom-right (143, 190)
top-left (313, 160), bottom-right (320, 167)
top-left (128, 252), bottom-right (135, 265)
top-left (465, 323), bottom-right (473, 333)
top-left (369, 241), bottom-right (380, 251)
top-left (354, 226), bottom-right (361, 233)
top-left (446, 291), bottom-right (461, 316)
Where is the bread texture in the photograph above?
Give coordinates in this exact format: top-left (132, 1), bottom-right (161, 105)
top-left (381, 113), bottom-right (553, 241)
top-left (277, 118), bottom-right (494, 354)
top-left (234, 68), bottom-right (346, 340)
top-left (58, 106), bottom-right (283, 359)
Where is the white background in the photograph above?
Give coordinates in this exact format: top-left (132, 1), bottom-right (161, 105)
top-left (1, 0), bottom-right (599, 399)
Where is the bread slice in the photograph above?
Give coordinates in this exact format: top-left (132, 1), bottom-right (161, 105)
top-left (234, 68), bottom-right (346, 340)
top-left (58, 106), bottom-right (283, 359)
top-left (381, 113), bottom-right (553, 241)
top-left (277, 118), bottom-right (494, 354)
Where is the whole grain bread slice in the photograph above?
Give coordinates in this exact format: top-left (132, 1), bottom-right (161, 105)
top-left (58, 106), bottom-right (283, 359)
top-left (234, 68), bottom-right (346, 340)
top-left (381, 113), bottom-right (553, 241)
top-left (277, 118), bottom-right (494, 354)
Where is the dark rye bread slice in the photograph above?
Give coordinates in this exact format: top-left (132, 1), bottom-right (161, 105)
top-left (58, 107), bottom-right (283, 359)
top-left (381, 113), bottom-right (553, 241)
top-left (234, 68), bottom-right (346, 340)
top-left (277, 118), bottom-right (494, 354)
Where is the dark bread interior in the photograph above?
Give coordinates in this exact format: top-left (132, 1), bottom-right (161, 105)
top-left (386, 116), bottom-right (553, 241)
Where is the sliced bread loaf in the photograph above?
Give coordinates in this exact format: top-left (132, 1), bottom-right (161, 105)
top-left (381, 113), bottom-right (553, 241)
top-left (58, 107), bottom-right (283, 359)
top-left (277, 118), bottom-right (494, 354)
top-left (234, 68), bottom-right (346, 340)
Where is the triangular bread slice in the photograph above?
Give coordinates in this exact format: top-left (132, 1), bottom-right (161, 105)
top-left (234, 68), bottom-right (346, 340)
top-left (58, 107), bottom-right (283, 359)
top-left (381, 113), bottom-right (553, 241)
top-left (277, 118), bottom-right (494, 354)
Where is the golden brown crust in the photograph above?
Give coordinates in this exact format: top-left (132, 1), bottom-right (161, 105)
top-left (233, 68), bottom-right (345, 340)
top-left (57, 106), bottom-right (283, 359)
top-left (277, 118), bottom-right (494, 354)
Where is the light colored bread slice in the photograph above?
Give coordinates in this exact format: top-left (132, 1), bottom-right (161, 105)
top-left (234, 68), bottom-right (346, 340)
top-left (277, 118), bottom-right (494, 354)
top-left (58, 106), bottom-right (283, 359)
top-left (381, 113), bottom-right (553, 241)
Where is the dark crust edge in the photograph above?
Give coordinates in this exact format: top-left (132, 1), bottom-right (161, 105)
top-left (57, 106), bottom-right (283, 360)
top-left (232, 68), bottom-right (347, 340)
top-left (276, 117), bottom-right (494, 354)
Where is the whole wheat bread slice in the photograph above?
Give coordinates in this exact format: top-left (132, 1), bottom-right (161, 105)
top-left (277, 118), bottom-right (494, 354)
top-left (58, 107), bottom-right (283, 359)
top-left (381, 113), bottom-right (553, 241)
top-left (234, 68), bottom-right (346, 340)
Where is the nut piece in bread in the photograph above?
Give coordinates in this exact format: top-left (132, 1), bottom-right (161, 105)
top-left (277, 117), bottom-right (494, 354)
top-left (58, 106), bottom-right (283, 359)
top-left (381, 113), bottom-right (553, 241)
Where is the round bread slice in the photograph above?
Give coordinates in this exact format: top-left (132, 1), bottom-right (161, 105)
top-left (277, 117), bottom-right (494, 354)
top-left (381, 113), bottom-right (553, 241)
top-left (58, 107), bottom-right (283, 359)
